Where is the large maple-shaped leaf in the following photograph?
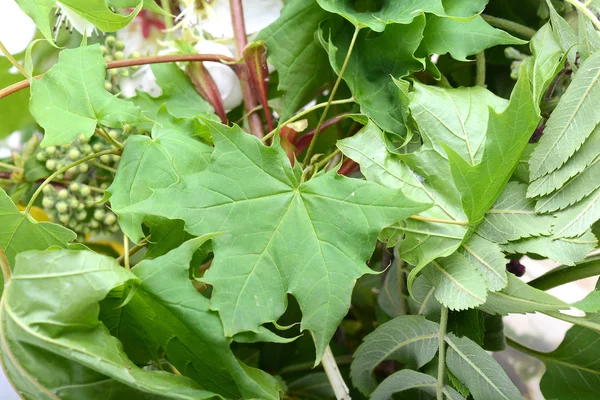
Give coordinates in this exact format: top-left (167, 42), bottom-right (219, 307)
top-left (122, 120), bottom-right (430, 362)
top-left (30, 44), bottom-right (146, 147)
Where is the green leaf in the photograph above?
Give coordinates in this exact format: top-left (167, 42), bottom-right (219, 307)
top-left (459, 234), bottom-right (508, 292)
top-left (477, 182), bottom-right (554, 243)
top-left (407, 275), bottom-right (441, 320)
top-left (0, 57), bottom-right (33, 138)
top-left (133, 63), bottom-right (214, 124)
top-left (30, 44), bottom-right (145, 147)
top-left (14, 0), bottom-right (55, 41)
top-left (121, 121), bottom-right (430, 362)
top-left (501, 230), bottom-right (597, 265)
top-left (321, 18), bottom-right (425, 133)
top-left (0, 189), bottom-right (75, 268)
top-left (315, 0), bottom-right (485, 32)
top-left (350, 315), bottom-right (440, 395)
top-left (377, 249), bottom-right (407, 318)
top-left (119, 236), bottom-right (283, 399)
top-left (478, 274), bottom-right (569, 315)
top-left (553, 186), bottom-right (600, 238)
top-left (108, 106), bottom-right (213, 241)
top-left (573, 291), bottom-right (600, 313)
top-left (445, 62), bottom-right (540, 224)
top-left (537, 314), bottom-right (600, 399)
top-left (445, 333), bottom-right (525, 400)
top-left (0, 250), bottom-right (218, 399)
top-left (578, 13), bottom-right (600, 63)
top-left (545, 0), bottom-right (578, 68)
top-left (529, 50), bottom-right (600, 180)
top-left (256, 0), bottom-right (333, 120)
top-left (422, 15), bottom-right (526, 62)
top-left (529, 23), bottom-right (565, 107)
top-left (338, 120), bottom-right (468, 271)
top-left (448, 309), bottom-right (485, 346)
top-left (370, 370), bottom-right (465, 400)
top-left (287, 373), bottom-right (335, 400)
top-left (421, 252), bottom-right (488, 310)
top-left (528, 126), bottom-right (600, 198)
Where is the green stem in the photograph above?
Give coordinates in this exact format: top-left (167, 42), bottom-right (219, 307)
top-left (279, 355), bottom-right (353, 375)
top-left (0, 162), bottom-right (22, 173)
top-left (302, 26), bottom-right (361, 166)
top-left (117, 235), bottom-right (151, 266)
top-left (95, 128), bottom-right (123, 149)
top-left (437, 307), bottom-right (449, 400)
top-left (476, 51), bottom-right (486, 87)
top-left (528, 255), bottom-right (600, 290)
top-left (506, 337), bottom-right (547, 360)
top-left (0, 247), bottom-right (10, 286)
top-left (544, 311), bottom-right (600, 332)
top-left (408, 215), bottom-right (470, 226)
top-left (322, 345), bottom-right (351, 400)
top-left (160, 0), bottom-right (174, 39)
top-left (261, 98), bottom-right (355, 143)
top-left (315, 149), bottom-right (342, 171)
top-left (91, 161), bottom-right (118, 174)
top-left (481, 14), bottom-right (537, 39)
top-left (0, 40), bottom-right (28, 79)
top-left (565, 0), bottom-right (600, 31)
top-left (25, 149), bottom-right (118, 214)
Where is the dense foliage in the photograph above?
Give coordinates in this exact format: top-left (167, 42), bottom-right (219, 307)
top-left (1, 0), bottom-right (600, 399)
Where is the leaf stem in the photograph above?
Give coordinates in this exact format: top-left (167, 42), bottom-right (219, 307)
top-left (476, 51), bottom-right (486, 87)
top-left (480, 14), bottom-right (537, 39)
top-left (564, 0), bottom-right (600, 31)
top-left (117, 235), bottom-right (151, 266)
top-left (262, 98), bottom-right (355, 143)
top-left (123, 236), bottom-right (131, 270)
top-left (0, 162), bottom-right (22, 173)
top-left (544, 311), bottom-right (600, 331)
top-left (408, 215), bottom-right (470, 226)
top-left (95, 127), bottom-right (123, 149)
top-left (528, 255), bottom-right (600, 290)
top-left (0, 53), bottom-right (238, 100)
top-left (315, 149), bottom-right (342, 171)
top-left (25, 149), bottom-right (118, 214)
top-left (506, 337), bottom-right (547, 360)
top-left (437, 307), bottom-right (449, 400)
top-left (0, 247), bottom-right (10, 286)
top-left (0, 39), bottom-right (28, 79)
top-left (91, 161), bottom-right (118, 174)
top-left (302, 26), bottom-right (361, 166)
top-left (322, 345), bottom-right (351, 400)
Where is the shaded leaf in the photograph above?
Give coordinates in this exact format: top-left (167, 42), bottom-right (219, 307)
top-left (286, 373), bottom-right (335, 400)
top-left (371, 370), bottom-right (465, 400)
top-left (30, 44), bottom-right (145, 147)
top-left (0, 250), bottom-right (218, 399)
top-left (459, 234), bottom-right (508, 293)
top-left (553, 186), bottom-right (600, 238)
top-left (0, 57), bottom-right (33, 138)
top-left (121, 121), bottom-right (430, 362)
top-left (350, 315), bottom-right (439, 395)
top-left (578, 12), bottom-right (600, 63)
top-left (377, 249), bottom-right (407, 318)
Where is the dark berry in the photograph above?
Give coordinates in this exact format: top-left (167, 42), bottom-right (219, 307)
top-left (506, 259), bottom-right (526, 277)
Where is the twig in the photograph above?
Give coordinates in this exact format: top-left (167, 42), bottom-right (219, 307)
top-left (476, 51), bottom-right (486, 87)
top-left (0, 162), bottom-right (22, 173)
top-left (0, 53), bottom-right (237, 100)
top-left (95, 127), bottom-right (123, 149)
top-left (315, 149), bottom-right (342, 171)
top-left (437, 307), bottom-right (449, 400)
top-left (117, 235), bottom-right (151, 266)
top-left (528, 255), bottom-right (600, 290)
top-left (0, 39), bottom-right (28, 79)
top-left (408, 215), bottom-right (469, 226)
top-left (481, 14), bottom-right (537, 39)
top-left (303, 26), bottom-right (361, 166)
top-left (322, 345), bottom-right (351, 400)
top-left (229, 0), bottom-right (265, 138)
top-left (123, 236), bottom-right (131, 270)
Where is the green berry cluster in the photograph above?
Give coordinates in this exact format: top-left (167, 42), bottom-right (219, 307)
top-left (41, 182), bottom-right (119, 237)
top-left (101, 35), bottom-right (141, 94)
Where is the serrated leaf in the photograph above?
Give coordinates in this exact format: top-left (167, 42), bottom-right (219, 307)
top-left (573, 291), bottom-right (600, 313)
top-left (421, 252), bottom-right (488, 310)
top-left (445, 333), bottom-right (525, 400)
top-left (537, 314), bottom-right (600, 399)
top-left (0, 250), bottom-right (218, 399)
top-left (407, 275), bottom-right (441, 320)
top-left (529, 50), bottom-right (600, 180)
top-left (459, 234), bottom-right (508, 292)
top-left (0, 189), bottom-right (75, 268)
top-left (477, 182), bottom-right (553, 243)
top-left (315, 0), bottom-right (484, 32)
top-left (530, 23), bottom-right (565, 107)
top-left (133, 63), bottom-right (214, 125)
top-left (478, 274), bottom-right (568, 315)
top-left (115, 237), bottom-right (283, 399)
top-left (337, 121), bottom-right (467, 269)
top-left (422, 15), bottom-right (526, 62)
top-left (30, 44), bottom-right (145, 147)
top-left (350, 315), bottom-right (440, 395)
top-left (528, 126), bottom-right (600, 198)
top-left (553, 186), bottom-right (600, 238)
top-left (501, 230), bottom-right (597, 265)
top-left (545, 0), bottom-right (578, 68)
top-left (108, 106), bottom-right (213, 241)
top-left (578, 13), bottom-right (600, 62)
top-left (256, 0), bottom-right (333, 120)
top-left (321, 17), bottom-right (425, 134)
top-left (121, 120), bottom-right (430, 363)
top-left (371, 370), bottom-right (466, 400)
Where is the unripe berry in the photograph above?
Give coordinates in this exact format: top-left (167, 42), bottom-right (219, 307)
top-left (42, 185), bottom-right (53, 195)
top-left (76, 210), bottom-right (87, 221)
top-left (105, 35), bottom-right (116, 48)
top-left (36, 152), bottom-right (47, 162)
top-left (123, 124), bottom-right (133, 134)
top-left (109, 224), bottom-right (120, 233)
top-left (79, 185), bottom-right (91, 197)
top-left (100, 155), bottom-right (111, 164)
top-left (81, 144), bottom-right (92, 154)
top-left (130, 51), bottom-right (141, 59)
top-left (69, 182), bottom-right (80, 193)
top-left (108, 130), bottom-right (119, 139)
top-left (100, 45), bottom-right (107, 55)
top-left (120, 69), bottom-right (130, 77)
top-left (104, 213), bottom-right (117, 225)
top-left (111, 155), bottom-right (120, 163)
top-left (115, 41), bottom-right (125, 51)
top-left (104, 81), bottom-right (113, 91)
top-left (93, 143), bottom-right (104, 152)
top-left (56, 161), bottom-right (65, 170)
top-left (42, 197), bottom-right (54, 209)
top-left (104, 55), bottom-right (114, 63)
top-left (94, 209), bottom-right (106, 220)
top-left (66, 167), bottom-right (78, 176)
top-left (68, 198), bottom-right (79, 208)
top-left (59, 214), bottom-right (70, 224)
top-left (45, 159), bottom-right (57, 171)
top-left (57, 189), bottom-right (69, 200)
top-left (78, 133), bottom-right (89, 144)
top-left (78, 163), bottom-right (89, 173)
top-left (56, 201), bottom-right (68, 213)
top-left (90, 220), bottom-right (100, 229)
top-left (114, 51), bottom-right (125, 60)
top-left (109, 69), bottom-right (118, 77)
top-left (68, 148), bottom-right (81, 160)
top-left (45, 146), bottom-right (57, 156)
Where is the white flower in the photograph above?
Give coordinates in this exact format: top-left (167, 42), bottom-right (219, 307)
top-left (178, 0), bottom-right (283, 39)
top-left (0, 0), bottom-right (37, 56)
top-left (195, 41), bottom-right (243, 110)
top-left (55, 2), bottom-right (97, 39)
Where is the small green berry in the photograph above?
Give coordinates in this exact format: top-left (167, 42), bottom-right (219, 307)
top-left (104, 55), bottom-right (114, 63)
top-left (77, 203), bottom-right (85, 211)
top-left (100, 45), bottom-right (108, 55)
top-left (111, 154), bottom-right (120, 163)
top-left (36, 152), bottom-right (47, 162)
top-left (66, 167), bottom-right (78, 176)
top-left (76, 210), bottom-right (87, 221)
top-left (45, 146), bottom-right (57, 156)
top-left (94, 209), bottom-right (106, 220)
top-left (68, 198), bottom-right (79, 209)
top-left (59, 214), bottom-right (70, 224)
top-left (94, 195), bottom-right (103, 202)
top-left (100, 155), bottom-right (111, 164)
top-left (120, 69), bottom-right (130, 77)
top-left (80, 185), bottom-right (91, 197)
top-left (57, 189), bottom-right (69, 200)
top-left (115, 41), bottom-right (125, 51)
top-left (104, 81), bottom-right (113, 91)
top-left (78, 133), bottom-right (89, 144)
top-left (57, 173), bottom-right (64, 180)
top-left (42, 185), bottom-right (53, 195)
top-left (114, 51), bottom-right (125, 60)
top-left (105, 35), bottom-right (116, 47)
top-left (109, 224), bottom-right (120, 233)
top-left (104, 213), bottom-right (117, 225)
top-left (56, 161), bottom-right (65, 170)
top-left (79, 163), bottom-right (89, 173)
top-left (108, 130), bottom-right (119, 139)
top-left (123, 124), bottom-right (133, 134)
top-left (93, 143), bottom-right (104, 152)
top-left (130, 51), bottom-right (141, 59)
top-left (100, 182), bottom-right (109, 190)
top-left (45, 159), bottom-right (57, 171)
top-left (109, 69), bottom-right (118, 77)
top-left (69, 182), bottom-right (80, 193)
top-left (56, 201), bottom-right (68, 213)
top-left (42, 197), bottom-right (54, 209)
top-left (81, 144), bottom-right (92, 154)
top-left (90, 220), bottom-right (100, 229)
top-left (68, 148), bottom-right (81, 161)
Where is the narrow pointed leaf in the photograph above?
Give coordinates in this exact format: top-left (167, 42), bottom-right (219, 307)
top-left (553, 187), bottom-right (600, 238)
top-left (371, 370), bottom-right (465, 400)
